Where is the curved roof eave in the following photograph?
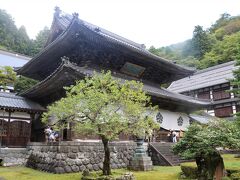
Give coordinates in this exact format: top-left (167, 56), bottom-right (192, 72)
top-left (17, 14), bottom-right (194, 80)
top-left (21, 61), bottom-right (210, 110)
top-left (16, 15), bottom-right (79, 76)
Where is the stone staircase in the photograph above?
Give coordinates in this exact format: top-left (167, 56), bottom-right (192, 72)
top-left (148, 142), bottom-right (188, 166)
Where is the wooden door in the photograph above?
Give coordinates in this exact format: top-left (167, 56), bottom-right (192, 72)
top-left (8, 121), bottom-right (30, 147)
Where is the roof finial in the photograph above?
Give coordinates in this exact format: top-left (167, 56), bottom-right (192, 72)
top-left (54, 6), bottom-right (61, 17)
top-left (73, 12), bottom-right (79, 18)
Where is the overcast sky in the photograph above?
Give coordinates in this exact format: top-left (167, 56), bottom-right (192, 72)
top-left (1, 0), bottom-right (240, 47)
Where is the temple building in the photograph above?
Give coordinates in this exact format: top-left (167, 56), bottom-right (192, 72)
top-left (0, 50), bottom-right (45, 147)
top-left (12, 8), bottom-right (211, 143)
top-left (168, 61), bottom-right (240, 119)
top-left (0, 92), bottom-right (45, 147)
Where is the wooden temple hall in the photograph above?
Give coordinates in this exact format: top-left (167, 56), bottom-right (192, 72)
top-left (0, 92), bottom-right (45, 147)
top-left (1, 8), bottom-right (211, 147)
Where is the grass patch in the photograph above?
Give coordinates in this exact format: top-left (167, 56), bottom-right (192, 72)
top-left (0, 166), bottom-right (181, 180)
top-left (0, 154), bottom-right (238, 180)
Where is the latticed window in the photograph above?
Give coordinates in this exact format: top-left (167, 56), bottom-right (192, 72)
top-left (177, 116), bottom-right (183, 126)
top-left (156, 112), bottom-right (163, 124)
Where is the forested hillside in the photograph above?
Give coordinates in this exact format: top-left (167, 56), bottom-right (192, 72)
top-left (149, 13), bottom-right (240, 69)
top-left (0, 9), bottom-right (50, 56)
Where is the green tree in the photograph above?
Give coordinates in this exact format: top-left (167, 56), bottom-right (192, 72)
top-left (173, 119), bottom-right (240, 180)
top-left (30, 26), bottom-right (50, 56)
top-left (14, 75), bottom-right (38, 93)
top-left (199, 32), bottom-right (240, 69)
top-left (191, 25), bottom-right (212, 59)
top-left (210, 13), bottom-right (231, 33)
top-left (0, 66), bottom-right (16, 88)
top-left (0, 9), bottom-right (18, 51)
top-left (15, 25), bottom-right (32, 55)
top-left (42, 72), bottom-right (159, 175)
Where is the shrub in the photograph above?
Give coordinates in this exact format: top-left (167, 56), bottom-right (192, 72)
top-left (225, 168), bottom-right (240, 177)
top-left (180, 163), bottom-right (197, 179)
top-left (231, 172), bottom-right (240, 180)
top-left (181, 162), bottom-right (240, 179)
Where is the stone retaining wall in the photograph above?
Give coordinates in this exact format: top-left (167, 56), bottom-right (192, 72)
top-left (26, 141), bottom-right (136, 174)
top-left (0, 148), bottom-right (29, 166)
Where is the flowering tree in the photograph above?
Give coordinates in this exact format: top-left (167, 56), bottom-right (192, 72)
top-left (42, 71), bottom-right (159, 175)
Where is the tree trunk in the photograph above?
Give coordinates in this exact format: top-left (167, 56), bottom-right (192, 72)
top-left (196, 152), bottom-right (224, 180)
top-left (102, 137), bottom-right (111, 175)
top-left (196, 156), bottom-right (208, 180)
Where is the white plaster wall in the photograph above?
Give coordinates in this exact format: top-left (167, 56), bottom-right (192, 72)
top-left (153, 109), bottom-right (190, 131)
top-left (0, 110), bottom-right (30, 122)
top-left (11, 112), bottom-right (30, 119)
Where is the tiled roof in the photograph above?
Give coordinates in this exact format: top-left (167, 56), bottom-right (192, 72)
top-left (143, 85), bottom-right (210, 106)
top-left (17, 10), bottom-right (194, 83)
top-left (168, 61), bottom-right (237, 93)
top-left (189, 114), bottom-right (212, 124)
top-left (21, 61), bottom-right (210, 109)
top-left (0, 92), bottom-right (45, 112)
top-left (0, 49), bottom-right (31, 67)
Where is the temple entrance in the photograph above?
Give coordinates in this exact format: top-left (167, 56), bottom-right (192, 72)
top-left (0, 120), bottom-right (31, 147)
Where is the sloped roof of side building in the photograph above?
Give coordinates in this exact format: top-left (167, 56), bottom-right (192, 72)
top-left (168, 61), bottom-right (237, 93)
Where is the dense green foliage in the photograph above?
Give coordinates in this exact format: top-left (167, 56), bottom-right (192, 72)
top-left (0, 66), bottom-right (16, 88)
top-left (43, 72), bottom-right (159, 175)
top-left (150, 13), bottom-right (240, 69)
top-left (0, 9), bottom-right (49, 56)
top-left (181, 154), bottom-right (240, 179)
top-left (173, 119), bottom-right (240, 179)
top-left (14, 75), bottom-right (38, 93)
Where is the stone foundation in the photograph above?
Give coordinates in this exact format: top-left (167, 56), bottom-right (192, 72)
top-left (26, 141), bottom-right (136, 173)
top-left (0, 148), bottom-right (29, 166)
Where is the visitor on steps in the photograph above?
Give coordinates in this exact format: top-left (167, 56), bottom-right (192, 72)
top-left (172, 130), bottom-right (177, 143)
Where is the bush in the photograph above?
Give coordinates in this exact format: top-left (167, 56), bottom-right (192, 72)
top-left (180, 163), bottom-right (197, 179)
top-left (225, 168), bottom-right (240, 177)
top-left (231, 172), bottom-right (240, 180)
top-left (181, 162), bottom-right (240, 179)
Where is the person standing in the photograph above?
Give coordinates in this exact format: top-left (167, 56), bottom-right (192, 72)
top-left (172, 130), bottom-right (177, 143)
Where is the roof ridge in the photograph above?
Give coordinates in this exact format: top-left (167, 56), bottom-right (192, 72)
top-left (194, 61), bottom-right (236, 75)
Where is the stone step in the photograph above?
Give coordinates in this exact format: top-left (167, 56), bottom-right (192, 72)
top-left (149, 143), bottom-right (187, 166)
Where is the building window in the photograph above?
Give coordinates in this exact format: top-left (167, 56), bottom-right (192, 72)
top-left (177, 116), bottom-right (183, 126)
top-left (156, 112), bottom-right (163, 124)
top-left (214, 106), bottom-right (233, 117)
top-left (212, 88), bottom-right (230, 100)
top-left (198, 91), bottom-right (210, 99)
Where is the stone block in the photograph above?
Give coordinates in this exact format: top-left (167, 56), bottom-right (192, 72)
top-left (86, 164), bottom-right (93, 171)
top-left (79, 165), bottom-right (86, 171)
top-left (68, 153), bottom-right (77, 159)
top-left (64, 165), bottom-right (72, 173)
top-left (71, 165), bottom-right (79, 172)
top-left (54, 167), bottom-right (65, 174)
top-left (92, 164), bottom-right (99, 171)
top-left (71, 147), bottom-right (78, 153)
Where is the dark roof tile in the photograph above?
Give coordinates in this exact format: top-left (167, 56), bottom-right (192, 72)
top-left (0, 92), bottom-right (45, 112)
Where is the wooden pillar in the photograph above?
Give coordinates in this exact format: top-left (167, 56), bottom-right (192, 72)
top-left (29, 113), bottom-right (35, 144)
top-left (6, 110), bottom-right (11, 147)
